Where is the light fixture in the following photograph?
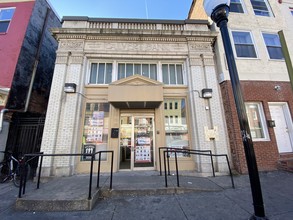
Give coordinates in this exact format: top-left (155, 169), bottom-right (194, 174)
top-left (201, 88), bottom-right (213, 99)
top-left (203, 0), bottom-right (266, 219)
top-left (64, 83), bottom-right (76, 93)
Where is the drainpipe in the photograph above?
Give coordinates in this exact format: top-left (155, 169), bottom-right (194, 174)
top-left (24, 8), bottom-right (51, 111)
top-left (0, 109), bottom-right (8, 133)
top-left (278, 30), bottom-right (293, 92)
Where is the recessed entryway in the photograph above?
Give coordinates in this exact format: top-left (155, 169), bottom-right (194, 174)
top-left (119, 114), bottom-right (155, 170)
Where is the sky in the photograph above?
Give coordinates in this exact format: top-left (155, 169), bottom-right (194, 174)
top-left (49, 0), bottom-right (193, 20)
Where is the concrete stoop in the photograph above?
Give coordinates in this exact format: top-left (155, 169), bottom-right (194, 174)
top-left (278, 158), bottom-right (293, 172)
top-left (15, 189), bottom-right (100, 211)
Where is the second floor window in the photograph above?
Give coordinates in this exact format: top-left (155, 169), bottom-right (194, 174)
top-left (0, 8), bottom-right (15, 33)
top-left (232, 31), bottom-right (257, 58)
top-left (118, 63), bottom-right (157, 80)
top-left (250, 0), bottom-right (272, 17)
top-left (262, 33), bottom-right (283, 60)
top-left (89, 63), bottom-right (112, 84)
top-left (230, 0), bottom-right (244, 13)
top-left (162, 64), bottom-right (183, 85)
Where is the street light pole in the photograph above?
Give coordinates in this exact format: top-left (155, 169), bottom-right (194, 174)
top-left (203, 1), bottom-right (267, 219)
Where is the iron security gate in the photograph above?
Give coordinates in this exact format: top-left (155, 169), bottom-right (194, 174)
top-left (6, 115), bottom-right (45, 172)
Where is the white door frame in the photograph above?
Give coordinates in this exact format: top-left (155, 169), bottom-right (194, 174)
top-left (119, 113), bottom-right (156, 171)
top-left (268, 102), bottom-right (293, 153)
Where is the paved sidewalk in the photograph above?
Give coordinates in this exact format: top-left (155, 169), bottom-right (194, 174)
top-left (0, 171), bottom-right (292, 219)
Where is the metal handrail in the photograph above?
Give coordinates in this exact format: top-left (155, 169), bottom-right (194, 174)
top-left (19, 151), bottom-right (114, 200)
top-left (161, 148), bottom-right (234, 189)
top-left (158, 147), bottom-right (215, 177)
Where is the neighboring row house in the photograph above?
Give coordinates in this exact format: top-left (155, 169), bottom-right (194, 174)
top-left (0, 0), bottom-right (60, 165)
top-left (190, 0), bottom-right (293, 173)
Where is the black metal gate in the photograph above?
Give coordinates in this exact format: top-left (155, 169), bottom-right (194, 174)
top-left (6, 115), bottom-right (45, 172)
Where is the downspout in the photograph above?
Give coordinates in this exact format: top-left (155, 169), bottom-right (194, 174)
top-left (24, 8), bottom-right (51, 111)
top-left (278, 30), bottom-right (293, 92)
top-left (0, 109), bottom-right (8, 133)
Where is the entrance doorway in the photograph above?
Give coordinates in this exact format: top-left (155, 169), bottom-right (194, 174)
top-left (119, 114), bottom-right (155, 170)
top-left (269, 103), bottom-right (293, 153)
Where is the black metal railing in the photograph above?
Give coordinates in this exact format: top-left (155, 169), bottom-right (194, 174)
top-left (18, 151), bottom-right (114, 200)
top-left (159, 147), bottom-right (215, 177)
top-left (159, 147), bottom-right (234, 188)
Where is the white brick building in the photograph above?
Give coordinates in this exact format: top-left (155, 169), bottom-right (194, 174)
top-left (40, 17), bottom-right (231, 176)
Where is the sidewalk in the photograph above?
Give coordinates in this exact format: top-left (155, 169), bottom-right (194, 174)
top-left (0, 170), bottom-right (292, 219)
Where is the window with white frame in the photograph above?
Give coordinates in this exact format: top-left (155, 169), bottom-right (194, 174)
top-left (250, 0), bottom-right (272, 17)
top-left (262, 33), bottom-right (284, 60)
top-left (0, 8), bottom-right (15, 33)
top-left (230, 0), bottom-right (245, 13)
top-left (245, 102), bottom-right (268, 140)
top-left (162, 64), bottom-right (183, 85)
top-left (89, 63), bottom-right (112, 84)
top-left (232, 31), bottom-right (257, 58)
top-left (118, 63), bottom-right (157, 80)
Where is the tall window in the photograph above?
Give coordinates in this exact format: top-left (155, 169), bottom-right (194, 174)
top-left (82, 103), bottom-right (110, 161)
top-left (0, 8), bottom-right (15, 33)
top-left (250, 0), bottom-right (272, 17)
top-left (89, 63), bottom-right (112, 84)
top-left (164, 98), bottom-right (189, 157)
top-left (230, 0), bottom-right (244, 13)
top-left (162, 64), bottom-right (183, 85)
top-left (262, 33), bottom-right (284, 60)
top-left (232, 31), bottom-right (257, 58)
top-left (118, 63), bottom-right (157, 80)
top-left (245, 102), bottom-right (268, 140)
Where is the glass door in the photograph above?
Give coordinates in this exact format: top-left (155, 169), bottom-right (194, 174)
top-left (119, 115), bottom-right (155, 170)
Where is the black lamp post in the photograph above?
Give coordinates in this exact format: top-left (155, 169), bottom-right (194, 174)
top-left (203, 1), bottom-right (267, 219)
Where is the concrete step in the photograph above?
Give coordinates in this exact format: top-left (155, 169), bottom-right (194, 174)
top-left (14, 171), bottom-right (235, 212)
top-left (278, 158), bottom-right (293, 173)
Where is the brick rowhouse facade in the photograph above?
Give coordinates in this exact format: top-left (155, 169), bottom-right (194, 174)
top-left (221, 81), bottom-right (293, 173)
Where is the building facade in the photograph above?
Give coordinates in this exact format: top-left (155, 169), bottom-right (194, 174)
top-left (0, 0), bottom-right (60, 161)
top-left (40, 17), bottom-right (231, 176)
top-left (189, 0), bottom-right (293, 173)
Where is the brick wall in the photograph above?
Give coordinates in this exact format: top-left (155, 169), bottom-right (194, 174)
top-left (221, 80), bottom-right (293, 174)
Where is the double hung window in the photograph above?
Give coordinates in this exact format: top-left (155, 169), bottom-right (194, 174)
top-left (250, 0), bottom-right (272, 17)
top-left (230, 0), bottom-right (245, 13)
top-left (232, 31), bottom-right (257, 58)
top-left (89, 63), bottom-right (112, 84)
top-left (162, 64), bottom-right (183, 85)
top-left (0, 8), bottom-right (15, 33)
top-left (262, 33), bottom-right (283, 60)
top-left (245, 102), bottom-right (268, 140)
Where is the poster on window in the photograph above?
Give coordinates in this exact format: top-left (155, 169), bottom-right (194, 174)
top-left (135, 145), bottom-right (151, 163)
top-left (86, 127), bottom-right (103, 143)
top-left (137, 137), bottom-right (151, 145)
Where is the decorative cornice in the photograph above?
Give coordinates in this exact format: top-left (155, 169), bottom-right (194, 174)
top-left (189, 58), bottom-right (202, 66)
top-left (55, 55), bottom-right (69, 64)
top-left (70, 55), bottom-right (84, 64)
top-left (59, 41), bottom-right (84, 50)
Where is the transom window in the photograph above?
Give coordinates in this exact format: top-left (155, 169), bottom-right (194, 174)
top-left (89, 63), bottom-right (112, 84)
top-left (118, 63), bottom-right (157, 80)
top-left (232, 31), bottom-right (257, 58)
top-left (245, 102), bottom-right (269, 140)
top-left (162, 64), bottom-right (183, 85)
top-left (250, 0), bottom-right (272, 17)
top-left (0, 7), bottom-right (15, 33)
top-left (230, 0), bottom-right (244, 13)
top-left (262, 33), bottom-right (284, 60)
